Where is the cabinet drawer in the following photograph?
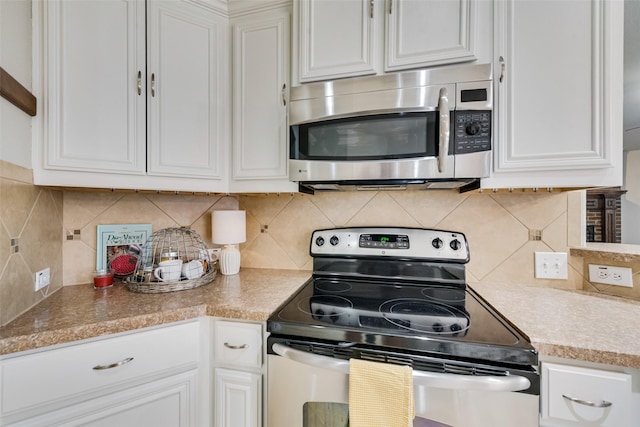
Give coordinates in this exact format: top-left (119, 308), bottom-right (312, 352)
top-left (214, 320), bottom-right (262, 369)
top-left (541, 362), bottom-right (632, 427)
top-left (0, 321), bottom-right (199, 418)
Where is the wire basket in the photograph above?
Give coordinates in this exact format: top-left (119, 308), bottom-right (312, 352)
top-left (125, 227), bottom-right (216, 293)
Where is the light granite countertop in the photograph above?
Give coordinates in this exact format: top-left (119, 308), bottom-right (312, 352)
top-left (2, 269), bottom-right (640, 371)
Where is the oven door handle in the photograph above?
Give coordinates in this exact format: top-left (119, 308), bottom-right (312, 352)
top-left (272, 343), bottom-right (531, 393)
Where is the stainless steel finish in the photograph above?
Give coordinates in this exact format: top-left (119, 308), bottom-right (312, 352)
top-left (289, 63), bottom-right (492, 190)
top-left (310, 227), bottom-right (469, 261)
top-left (92, 357), bottom-right (134, 371)
top-left (438, 87), bottom-right (450, 173)
top-left (562, 394), bottom-right (613, 408)
top-left (224, 342), bottom-right (249, 350)
top-left (273, 343), bottom-right (532, 392)
top-left (137, 71), bottom-right (142, 95)
top-left (290, 150), bottom-right (491, 184)
top-left (289, 83), bottom-right (454, 125)
top-left (289, 64), bottom-right (493, 124)
top-left (151, 73), bottom-right (156, 97)
top-left (290, 156), bottom-right (454, 182)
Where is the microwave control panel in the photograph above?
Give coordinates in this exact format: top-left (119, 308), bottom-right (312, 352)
top-left (453, 110), bottom-right (491, 154)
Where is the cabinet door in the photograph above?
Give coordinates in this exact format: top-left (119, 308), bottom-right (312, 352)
top-left (215, 368), bottom-right (261, 427)
top-left (385, 0), bottom-right (477, 71)
top-left (296, 0), bottom-right (376, 82)
top-left (146, 0), bottom-right (229, 180)
top-left (13, 371), bottom-right (198, 427)
top-left (41, 0), bottom-right (146, 175)
top-left (485, 0), bottom-right (624, 189)
top-left (229, 6), bottom-right (297, 193)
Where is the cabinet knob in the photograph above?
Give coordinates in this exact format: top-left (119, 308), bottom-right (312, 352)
top-left (137, 71), bottom-right (142, 95)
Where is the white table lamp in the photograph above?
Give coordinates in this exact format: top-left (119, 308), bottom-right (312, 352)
top-left (212, 210), bottom-right (246, 275)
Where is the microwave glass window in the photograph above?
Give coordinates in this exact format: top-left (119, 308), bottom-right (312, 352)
top-left (297, 113), bottom-right (437, 160)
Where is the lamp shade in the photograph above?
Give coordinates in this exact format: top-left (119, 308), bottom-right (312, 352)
top-left (212, 210), bottom-right (246, 245)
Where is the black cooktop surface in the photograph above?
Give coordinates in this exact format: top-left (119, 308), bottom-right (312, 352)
top-left (268, 276), bottom-right (538, 366)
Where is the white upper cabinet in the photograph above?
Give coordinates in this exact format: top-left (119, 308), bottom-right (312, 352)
top-left (147, 1), bottom-right (228, 180)
top-left (483, 0), bottom-right (624, 189)
top-left (33, 0), bottom-right (230, 192)
top-left (229, 3), bottom-right (298, 193)
top-left (385, 0), bottom-right (478, 72)
top-left (295, 0), bottom-right (376, 82)
top-left (37, 0), bottom-right (146, 176)
top-left (293, 0), bottom-right (491, 84)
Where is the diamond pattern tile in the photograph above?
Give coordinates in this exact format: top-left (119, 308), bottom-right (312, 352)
top-left (268, 197), bottom-right (334, 268)
top-left (437, 194), bottom-right (529, 280)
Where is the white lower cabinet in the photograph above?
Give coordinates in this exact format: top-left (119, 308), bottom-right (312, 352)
top-left (541, 361), bottom-right (633, 427)
top-left (0, 320), bottom-right (207, 426)
top-left (215, 368), bottom-right (261, 427)
top-left (213, 320), bottom-right (264, 427)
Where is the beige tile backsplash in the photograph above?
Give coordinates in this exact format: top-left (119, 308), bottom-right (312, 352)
top-left (0, 161), bottom-right (63, 326)
top-left (1, 158), bottom-right (638, 326)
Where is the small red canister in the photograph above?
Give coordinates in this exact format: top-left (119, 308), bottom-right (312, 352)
top-left (93, 269), bottom-right (114, 289)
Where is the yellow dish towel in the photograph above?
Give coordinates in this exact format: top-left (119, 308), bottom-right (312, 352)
top-left (349, 358), bottom-right (415, 427)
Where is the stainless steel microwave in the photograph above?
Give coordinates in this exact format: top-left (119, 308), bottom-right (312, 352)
top-left (288, 63), bottom-right (492, 193)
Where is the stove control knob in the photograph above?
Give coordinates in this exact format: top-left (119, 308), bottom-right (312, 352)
top-left (450, 323), bottom-right (462, 333)
top-left (313, 309), bottom-right (325, 321)
top-left (330, 235), bottom-right (340, 246)
top-left (330, 312), bottom-right (340, 322)
top-left (449, 239), bottom-right (462, 251)
top-left (315, 236), bottom-right (325, 247)
top-left (431, 238), bottom-right (443, 249)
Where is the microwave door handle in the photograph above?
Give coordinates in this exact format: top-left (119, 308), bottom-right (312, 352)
top-left (272, 343), bottom-right (531, 393)
top-left (437, 88), bottom-right (450, 173)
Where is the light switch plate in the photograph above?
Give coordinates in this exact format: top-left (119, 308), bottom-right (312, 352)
top-left (535, 252), bottom-right (568, 279)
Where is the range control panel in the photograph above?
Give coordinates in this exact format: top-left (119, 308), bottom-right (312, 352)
top-left (310, 227), bottom-right (469, 262)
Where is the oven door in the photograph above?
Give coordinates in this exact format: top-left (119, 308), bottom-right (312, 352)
top-left (267, 343), bottom-right (539, 427)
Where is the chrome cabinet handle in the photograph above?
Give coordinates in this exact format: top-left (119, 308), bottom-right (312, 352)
top-left (151, 73), bottom-right (156, 97)
top-left (281, 83), bottom-right (286, 106)
top-left (562, 394), bottom-right (613, 408)
top-left (92, 357), bottom-right (134, 371)
top-left (137, 71), bottom-right (142, 95)
top-left (499, 56), bottom-right (505, 83)
top-left (370, 0), bottom-right (374, 18)
top-left (224, 342), bottom-right (249, 350)
top-left (389, 0), bottom-right (393, 14)
top-left (437, 87), bottom-right (450, 174)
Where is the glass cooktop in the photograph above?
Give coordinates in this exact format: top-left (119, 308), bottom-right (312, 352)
top-left (268, 277), bottom-right (538, 366)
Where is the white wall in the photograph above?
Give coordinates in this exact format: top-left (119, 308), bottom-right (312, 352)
top-left (0, 0), bottom-right (33, 168)
top-left (622, 150), bottom-right (640, 244)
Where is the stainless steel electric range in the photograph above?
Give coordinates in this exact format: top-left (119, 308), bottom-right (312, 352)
top-left (267, 227), bottom-right (540, 427)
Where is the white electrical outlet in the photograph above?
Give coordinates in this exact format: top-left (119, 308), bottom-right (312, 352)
top-left (35, 268), bottom-right (51, 291)
top-left (534, 252), bottom-right (568, 279)
top-left (588, 264), bottom-right (633, 287)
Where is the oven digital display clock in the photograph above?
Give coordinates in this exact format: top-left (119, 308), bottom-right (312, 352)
top-left (359, 234), bottom-right (409, 249)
